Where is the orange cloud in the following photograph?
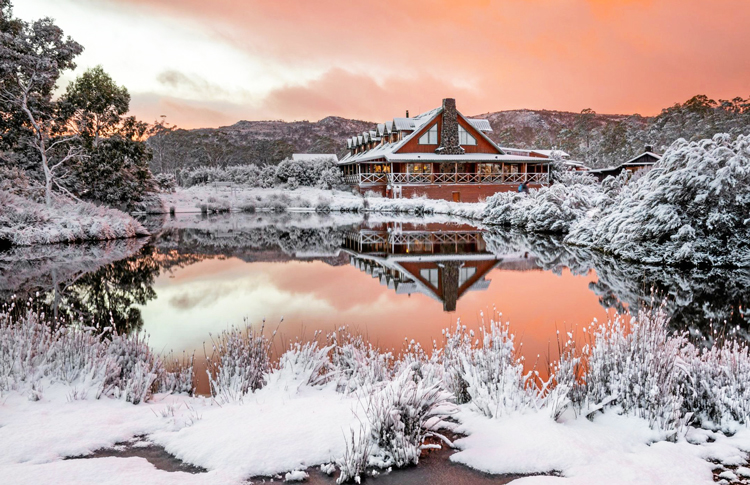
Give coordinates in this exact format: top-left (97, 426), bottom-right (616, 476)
top-left (95, 0), bottom-right (750, 127)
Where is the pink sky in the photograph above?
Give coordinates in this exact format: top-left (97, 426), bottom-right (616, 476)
top-left (17, 0), bottom-right (750, 128)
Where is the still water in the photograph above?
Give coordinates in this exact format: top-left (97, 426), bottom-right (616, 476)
top-left (2, 212), bottom-right (748, 394)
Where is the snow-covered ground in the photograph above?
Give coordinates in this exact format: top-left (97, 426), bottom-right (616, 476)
top-left (3, 305), bottom-right (750, 484)
top-left (160, 185), bottom-right (486, 219)
top-left (0, 192), bottom-right (149, 246)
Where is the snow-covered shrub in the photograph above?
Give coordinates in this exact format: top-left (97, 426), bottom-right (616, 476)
top-left (481, 183), bottom-right (603, 233)
top-left (0, 302), bottom-right (185, 403)
top-left (328, 329), bottom-right (393, 393)
top-left (567, 133), bottom-right (750, 266)
top-left (583, 306), bottom-right (687, 437)
top-left (258, 165), bottom-right (277, 188)
top-left (206, 322), bottom-right (271, 402)
top-left (154, 172), bottom-right (176, 192)
top-left (271, 340), bottom-right (332, 388)
top-left (455, 318), bottom-right (541, 418)
top-left (159, 351), bottom-right (195, 395)
top-left (440, 321), bottom-right (473, 404)
top-left (337, 427), bottom-right (371, 484)
top-left (681, 339), bottom-right (750, 428)
top-left (364, 367), bottom-right (454, 469)
top-left (0, 192), bottom-right (149, 246)
top-left (96, 331), bottom-right (162, 404)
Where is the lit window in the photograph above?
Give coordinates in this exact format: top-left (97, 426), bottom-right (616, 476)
top-left (458, 125), bottom-right (476, 146)
top-left (418, 124), bottom-right (438, 145)
top-left (407, 163), bottom-right (431, 174)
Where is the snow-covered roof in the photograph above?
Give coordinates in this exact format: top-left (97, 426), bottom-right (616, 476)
top-left (531, 149), bottom-right (570, 158)
top-left (622, 151), bottom-right (661, 166)
top-left (385, 121), bottom-right (393, 133)
top-left (393, 117), bottom-right (414, 131)
top-left (341, 106), bottom-right (511, 165)
top-left (292, 154), bottom-right (338, 162)
top-left (376, 124), bottom-right (385, 136)
top-left (564, 160), bottom-right (588, 169)
top-left (467, 119), bottom-right (492, 132)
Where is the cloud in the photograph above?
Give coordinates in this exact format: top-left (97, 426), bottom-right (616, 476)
top-left (35, 0), bottom-right (750, 126)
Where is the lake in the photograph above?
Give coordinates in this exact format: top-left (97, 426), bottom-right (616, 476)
top-left (2, 211), bottom-right (748, 395)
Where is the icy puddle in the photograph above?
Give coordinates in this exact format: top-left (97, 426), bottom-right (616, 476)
top-left (69, 435), bottom-right (549, 485)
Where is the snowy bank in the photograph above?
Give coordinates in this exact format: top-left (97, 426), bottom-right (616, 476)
top-left (0, 192), bottom-right (149, 246)
top-left (160, 185), bottom-right (486, 218)
top-left (4, 301), bottom-right (750, 484)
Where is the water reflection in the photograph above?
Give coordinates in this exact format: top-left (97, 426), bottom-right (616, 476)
top-left (1, 212), bottom-right (747, 355)
top-left (343, 222), bottom-right (539, 312)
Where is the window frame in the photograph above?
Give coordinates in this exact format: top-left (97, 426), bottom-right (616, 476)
top-left (418, 124), bottom-right (439, 145)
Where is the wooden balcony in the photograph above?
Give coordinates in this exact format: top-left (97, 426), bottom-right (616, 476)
top-left (344, 172), bottom-right (549, 186)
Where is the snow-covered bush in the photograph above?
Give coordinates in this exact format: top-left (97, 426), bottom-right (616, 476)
top-left (567, 133), bottom-right (750, 266)
top-left (0, 302), bottom-right (188, 403)
top-left (681, 339), bottom-right (750, 429)
top-left (454, 318), bottom-right (541, 418)
top-left (0, 192), bottom-right (149, 245)
top-left (481, 183), bottom-right (603, 233)
top-left (154, 172), bottom-right (176, 192)
top-left (271, 339), bottom-right (331, 388)
top-left (205, 322), bottom-right (272, 402)
top-left (337, 428), bottom-right (371, 484)
top-left (328, 329), bottom-right (393, 393)
top-left (583, 306), bottom-right (687, 437)
top-left (364, 367), bottom-right (454, 469)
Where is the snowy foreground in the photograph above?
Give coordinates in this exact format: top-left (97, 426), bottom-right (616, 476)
top-left (3, 306), bottom-right (750, 484)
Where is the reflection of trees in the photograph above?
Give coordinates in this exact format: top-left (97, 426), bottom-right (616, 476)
top-left (1, 242), bottom-right (160, 334)
top-left (483, 229), bottom-right (750, 338)
top-left (56, 246), bottom-right (161, 333)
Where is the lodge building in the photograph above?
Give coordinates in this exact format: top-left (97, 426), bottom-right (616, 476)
top-left (337, 98), bottom-right (554, 202)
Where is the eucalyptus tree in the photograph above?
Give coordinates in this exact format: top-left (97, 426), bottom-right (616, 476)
top-left (0, 1), bottom-right (83, 206)
top-left (59, 65), bottom-right (130, 146)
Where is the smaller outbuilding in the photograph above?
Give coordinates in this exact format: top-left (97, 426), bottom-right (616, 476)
top-left (588, 145), bottom-right (661, 181)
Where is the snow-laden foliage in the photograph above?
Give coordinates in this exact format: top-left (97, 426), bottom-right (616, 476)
top-left (177, 157), bottom-right (345, 190)
top-left (481, 182), bottom-right (604, 233)
top-left (205, 321), bottom-right (272, 402)
top-left (0, 301), bottom-right (192, 402)
top-left (448, 317), bottom-right (542, 418)
top-left (583, 306), bottom-right (688, 437)
top-left (0, 191), bottom-right (149, 245)
top-left (328, 329), bottom-right (393, 393)
top-left (363, 366), bottom-right (455, 469)
top-left (682, 340), bottom-right (750, 428)
top-left (567, 133), bottom-right (750, 266)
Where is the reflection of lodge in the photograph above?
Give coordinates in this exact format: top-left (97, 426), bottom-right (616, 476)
top-left (343, 224), bottom-right (539, 312)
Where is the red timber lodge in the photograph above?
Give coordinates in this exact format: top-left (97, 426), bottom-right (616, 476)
top-left (338, 98), bottom-right (553, 202)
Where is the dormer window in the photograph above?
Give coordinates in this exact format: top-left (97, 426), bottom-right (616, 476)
top-left (418, 124), bottom-right (438, 145)
top-left (458, 125), bottom-right (476, 146)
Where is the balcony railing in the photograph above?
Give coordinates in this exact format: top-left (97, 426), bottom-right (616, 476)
top-left (345, 172), bottom-right (548, 186)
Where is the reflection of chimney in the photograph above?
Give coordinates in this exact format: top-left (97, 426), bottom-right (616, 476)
top-left (441, 261), bottom-right (460, 312)
top-left (406, 109), bottom-right (409, 118)
top-left (436, 98), bottom-right (465, 156)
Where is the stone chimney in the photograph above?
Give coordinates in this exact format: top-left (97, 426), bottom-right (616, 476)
top-left (645, 144), bottom-right (654, 153)
top-left (435, 98), bottom-right (465, 155)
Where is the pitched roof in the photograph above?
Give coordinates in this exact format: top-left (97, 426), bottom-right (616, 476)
top-left (467, 119), bottom-right (492, 132)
